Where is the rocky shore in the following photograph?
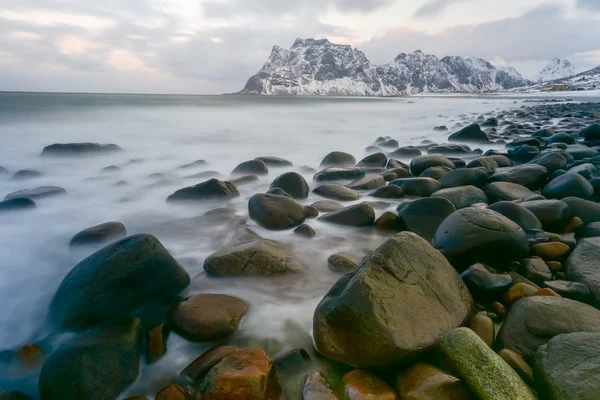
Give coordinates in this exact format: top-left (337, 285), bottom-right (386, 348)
top-left (3, 101), bottom-right (600, 399)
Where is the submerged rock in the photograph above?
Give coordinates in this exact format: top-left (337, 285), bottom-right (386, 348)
top-left (167, 179), bottom-right (239, 202)
top-left (313, 167), bottom-right (365, 182)
top-left (231, 159), bottom-right (268, 175)
top-left (319, 151), bottom-right (356, 167)
top-left (248, 193), bottom-right (306, 230)
top-left (270, 172), bottom-right (309, 199)
top-left (41, 142), bottom-right (121, 156)
top-left (69, 221), bottom-right (127, 248)
top-left (313, 184), bottom-right (360, 201)
top-left (4, 186), bottom-right (66, 201)
top-left (318, 203), bottom-right (375, 227)
top-left (0, 197), bottom-right (36, 212)
top-left (255, 156), bottom-right (293, 167)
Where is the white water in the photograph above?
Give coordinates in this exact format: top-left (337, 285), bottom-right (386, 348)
top-left (0, 92), bottom-right (588, 398)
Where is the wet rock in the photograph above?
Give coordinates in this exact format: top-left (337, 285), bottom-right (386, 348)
top-left (168, 294), bottom-right (248, 342)
top-left (448, 123), bottom-right (489, 143)
top-left (382, 172), bottom-right (398, 181)
top-left (433, 125), bottom-right (448, 131)
top-left (387, 159), bottom-right (409, 169)
top-left (487, 201), bottom-right (542, 231)
top-left (469, 314), bottom-right (495, 348)
top-left (0, 197), bottom-right (36, 212)
top-left (389, 146), bottom-right (421, 158)
top-left (255, 156), bottom-right (293, 167)
top-left (231, 159), bottom-right (268, 175)
top-left (69, 221), bottom-right (127, 248)
top-left (497, 296), bottom-right (600, 360)
top-left (270, 172), bottom-right (309, 199)
top-left (432, 186), bottom-right (488, 209)
top-left (39, 317), bottom-right (142, 400)
top-left (302, 372), bottom-right (337, 400)
top-left (438, 328), bottom-right (536, 400)
top-left (427, 143), bottom-right (472, 155)
top-left (41, 142), bottom-right (120, 156)
top-left (203, 239), bottom-right (305, 276)
top-left (489, 164), bottom-right (548, 190)
top-left (369, 185), bottom-right (403, 199)
top-left (381, 139), bottom-right (399, 148)
top-left (311, 200), bottom-right (343, 212)
top-left (304, 206), bottom-right (317, 219)
top-left (389, 177), bottom-right (441, 197)
top-left (167, 179), bottom-right (239, 202)
top-left (294, 224), bottom-right (316, 238)
top-left (420, 166), bottom-right (452, 180)
top-left (199, 348), bottom-right (282, 400)
top-left (146, 324), bottom-right (167, 364)
top-left (395, 362), bottom-right (471, 400)
top-left (503, 283), bottom-right (539, 306)
top-left (565, 237), bottom-right (600, 307)
top-left (357, 152), bottom-right (387, 168)
top-left (544, 281), bottom-right (592, 304)
top-left (342, 370), bottom-right (398, 400)
top-left (248, 193), bottom-right (305, 230)
top-left (580, 123), bottom-right (600, 141)
top-left (562, 196), bottom-right (600, 224)
top-left (432, 208), bottom-right (529, 269)
top-left (229, 174), bottom-right (259, 187)
top-left (318, 203), bottom-right (375, 227)
top-left (542, 173), bottom-right (594, 200)
top-left (327, 252), bottom-right (359, 273)
top-left (397, 197), bottom-right (455, 241)
top-left (155, 384), bottom-right (187, 400)
top-left (313, 167), bottom-right (365, 182)
top-left (347, 176), bottom-right (385, 190)
top-left (11, 170), bottom-right (43, 180)
top-left (410, 155), bottom-right (455, 176)
top-left (466, 156), bottom-right (499, 172)
top-left (529, 152), bottom-right (568, 174)
top-left (460, 263), bottom-right (513, 302)
top-left (520, 200), bottom-right (571, 232)
top-left (531, 242), bottom-right (570, 261)
top-left (567, 162), bottom-right (600, 180)
top-left (546, 132), bottom-right (576, 145)
top-left (313, 232), bottom-right (474, 368)
top-left (320, 151), bottom-right (356, 167)
top-left (485, 182), bottom-right (534, 203)
top-left (267, 188), bottom-right (292, 198)
top-left (509, 145), bottom-right (541, 162)
top-left (387, 167), bottom-right (410, 178)
top-left (497, 349), bottom-right (533, 386)
top-left (181, 345), bottom-right (239, 381)
top-left (50, 234), bottom-right (190, 329)
top-left (533, 332), bottom-right (600, 400)
top-left (313, 184), bottom-right (360, 201)
top-left (521, 258), bottom-right (553, 286)
top-left (374, 211), bottom-right (401, 231)
top-left (440, 167), bottom-right (489, 188)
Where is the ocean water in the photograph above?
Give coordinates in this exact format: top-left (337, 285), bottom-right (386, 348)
top-left (0, 91), bottom-right (587, 397)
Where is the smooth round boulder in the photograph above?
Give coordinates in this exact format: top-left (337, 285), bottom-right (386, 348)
top-left (543, 280), bottom-right (592, 303)
top-left (432, 208), bottom-right (529, 269)
top-left (460, 263), bottom-right (513, 302)
top-left (397, 197), bottom-right (456, 241)
top-left (531, 242), bottom-right (570, 261)
top-left (0, 197), bottom-right (36, 212)
top-left (389, 146), bottom-right (421, 158)
top-left (304, 205), bottom-right (318, 218)
top-left (469, 314), bottom-right (495, 348)
top-left (231, 159), bottom-right (268, 175)
top-left (255, 156), bottom-right (292, 167)
top-left (448, 123), bottom-right (489, 143)
top-left (488, 201), bottom-right (542, 231)
top-left (41, 142), bottom-right (121, 156)
top-left (248, 194), bottom-right (305, 230)
top-left (369, 185), bottom-right (403, 199)
top-left (4, 186), bottom-right (66, 201)
top-left (420, 166), bottom-right (452, 180)
top-left (520, 200), bottom-right (571, 232)
top-left (396, 362), bottom-right (471, 400)
top-left (50, 234), bottom-right (190, 329)
top-left (440, 168), bottom-right (489, 188)
top-left (203, 239), bottom-right (305, 276)
top-left (542, 173), bottom-right (594, 200)
top-left (168, 294), bottom-right (248, 342)
top-left (497, 296), bottom-right (600, 360)
top-left (529, 152), bottom-right (568, 174)
top-left (313, 232), bottom-right (474, 368)
top-left (69, 221), bottom-right (127, 248)
top-left (319, 151), bottom-right (356, 167)
top-left (347, 176), bottom-right (385, 190)
top-left (327, 252), bottom-right (359, 273)
top-left (565, 237), bottom-right (600, 307)
top-left (311, 200), bottom-right (343, 212)
top-left (389, 177), bottom-right (441, 197)
top-left (374, 211), bottom-right (401, 231)
top-left (318, 204), bottom-right (375, 227)
top-left (294, 224), bottom-right (316, 238)
top-left (562, 196), bottom-right (600, 224)
top-left (313, 184), bottom-right (360, 201)
top-left (489, 164), bottom-right (548, 190)
top-left (497, 349), bottom-right (533, 385)
top-left (521, 258), bottom-right (553, 286)
top-left (270, 172), bottom-right (309, 199)
top-left (485, 182), bottom-right (534, 203)
top-left (342, 370), bottom-right (398, 400)
top-left (181, 345), bottom-right (239, 381)
top-left (410, 155), bottom-right (455, 176)
top-left (313, 167), bottom-right (365, 182)
top-left (167, 179), bottom-right (239, 202)
top-left (580, 123), bottom-right (600, 141)
top-left (356, 152), bottom-right (387, 168)
top-left (432, 186), bottom-right (488, 209)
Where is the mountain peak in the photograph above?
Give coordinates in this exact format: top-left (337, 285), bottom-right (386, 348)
top-left (537, 58), bottom-right (576, 82)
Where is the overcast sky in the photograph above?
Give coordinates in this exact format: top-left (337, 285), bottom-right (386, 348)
top-left (0, 0), bottom-right (599, 94)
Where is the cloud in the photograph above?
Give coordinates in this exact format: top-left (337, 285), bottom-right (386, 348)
top-left (577, 0), bottom-right (600, 10)
top-left (413, 0), bottom-right (469, 18)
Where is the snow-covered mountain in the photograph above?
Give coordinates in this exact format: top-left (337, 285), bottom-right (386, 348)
top-left (536, 58), bottom-right (577, 82)
top-left (238, 38), bottom-right (532, 96)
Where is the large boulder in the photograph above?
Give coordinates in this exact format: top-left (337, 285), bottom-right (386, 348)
top-left (356, 152), bottom-right (387, 168)
top-left (397, 198), bottom-right (456, 241)
top-left (313, 184), bottom-right (360, 201)
top-left (199, 348), bottom-right (282, 400)
top-left (410, 155), bottom-right (455, 176)
top-left (520, 200), bottom-right (571, 232)
top-left (0, 197), bottom-right (36, 212)
top-left (448, 123), bottom-right (489, 143)
top-left (69, 222), bottom-right (127, 248)
top-left (231, 160), bottom-right (268, 175)
top-left (438, 328), bottom-right (536, 400)
top-left (529, 152), bottom-right (568, 174)
top-left (203, 239), bottom-right (305, 276)
top-left (485, 182), bottom-right (534, 203)
top-left (489, 164), bottom-right (548, 190)
top-left (248, 193), bottom-right (305, 230)
top-left (432, 186), bottom-right (488, 209)
top-left (255, 156), bottom-right (292, 167)
top-left (313, 167), bottom-right (365, 182)
top-left (565, 237), bottom-right (600, 307)
top-left (347, 176), bottom-right (385, 190)
top-left (369, 185), bottom-right (403, 199)
top-left (562, 196), bottom-right (600, 224)
top-left (389, 177), bottom-right (441, 197)
top-left (440, 167), bottom-right (489, 188)
top-left (313, 232), bottom-right (474, 368)
top-left (41, 142), bottom-right (121, 156)
top-left (318, 204), bottom-right (375, 227)
top-left (50, 234), bottom-right (190, 329)
top-left (533, 332), bottom-right (600, 400)
top-left (580, 123), bottom-right (600, 141)
top-left (167, 179), bottom-right (239, 202)
top-left (4, 186), bottom-right (66, 201)
top-left (319, 151), bottom-right (356, 167)
top-left (487, 201), bottom-right (542, 231)
top-left (39, 317), bottom-right (142, 400)
top-left (497, 296), bottom-right (600, 360)
top-left (432, 208), bottom-right (529, 269)
top-left (542, 173), bottom-right (594, 200)
top-left (270, 172), bottom-right (309, 199)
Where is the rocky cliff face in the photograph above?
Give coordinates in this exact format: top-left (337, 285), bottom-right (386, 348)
top-left (239, 38), bottom-right (532, 96)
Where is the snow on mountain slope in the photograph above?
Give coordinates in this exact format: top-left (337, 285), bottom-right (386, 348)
top-left (239, 38), bottom-right (531, 96)
top-left (536, 58), bottom-right (577, 82)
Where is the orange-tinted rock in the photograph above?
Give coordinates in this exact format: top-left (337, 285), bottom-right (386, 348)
top-left (199, 347), bottom-right (282, 400)
top-left (181, 345), bottom-right (239, 381)
top-left (146, 324), bottom-right (167, 364)
top-left (546, 261), bottom-right (562, 272)
top-left (503, 283), bottom-right (538, 306)
top-left (563, 217), bottom-right (584, 234)
top-left (469, 314), bottom-right (495, 348)
top-left (497, 349), bottom-right (533, 385)
top-left (492, 302), bottom-right (506, 319)
top-left (14, 343), bottom-right (46, 368)
top-left (548, 234), bottom-right (562, 242)
top-left (342, 370), bottom-right (398, 400)
top-left (124, 396), bottom-right (149, 400)
top-left (169, 294), bottom-right (248, 342)
top-left (302, 371), bottom-right (338, 400)
top-left (533, 288), bottom-right (561, 297)
top-left (396, 362), bottom-right (472, 400)
top-left (531, 242), bottom-right (570, 261)
top-left (155, 384), bottom-right (187, 400)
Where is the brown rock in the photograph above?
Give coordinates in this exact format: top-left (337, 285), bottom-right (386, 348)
top-left (546, 261), bottom-right (562, 272)
top-left (304, 206), bottom-right (319, 219)
top-left (146, 324), bottom-right (167, 364)
top-left (181, 345), bottom-right (239, 381)
top-left (375, 211), bottom-right (401, 231)
top-left (342, 370), bottom-right (398, 400)
top-left (469, 314), bottom-right (495, 348)
top-left (327, 252), bottom-right (359, 273)
top-left (503, 283), bottom-right (538, 306)
top-left (156, 384), bottom-right (187, 400)
top-left (168, 294), bottom-right (248, 342)
top-left (563, 216), bottom-right (584, 234)
top-left (302, 371), bottom-right (337, 400)
top-left (497, 349), bottom-right (533, 385)
top-left (492, 302), bottom-right (506, 319)
top-left (531, 242), bottom-right (570, 261)
top-left (14, 343), bottom-right (46, 368)
top-left (199, 347), bottom-right (282, 400)
top-left (396, 362), bottom-right (472, 400)
top-left (533, 288), bottom-right (561, 297)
